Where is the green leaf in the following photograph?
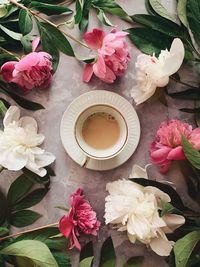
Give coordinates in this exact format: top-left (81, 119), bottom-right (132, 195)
top-left (131, 14), bottom-right (184, 38)
top-left (99, 237), bottom-right (116, 267)
top-left (0, 190), bottom-right (8, 225)
top-left (126, 27), bottom-right (172, 56)
top-left (0, 5), bottom-right (7, 18)
top-left (145, 0), bottom-right (158, 15)
top-left (30, 2), bottom-right (72, 16)
top-left (79, 241), bottom-right (93, 262)
top-left (19, 9), bottom-right (33, 35)
top-left (0, 86), bottom-right (45, 110)
top-left (11, 188), bottom-right (49, 211)
top-left (74, 0), bottom-right (83, 24)
top-left (149, 0), bottom-right (176, 22)
top-left (177, 0), bottom-right (188, 27)
top-left (182, 136), bottom-right (200, 170)
top-left (187, 0), bottom-right (200, 45)
top-left (52, 252), bottom-right (71, 267)
top-left (79, 257), bottom-right (94, 267)
top-left (10, 210), bottom-right (41, 227)
top-left (38, 22), bottom-right (74, 57)
top-left (21, 35), bottom-right (34, 54)
top-left (79, 0), bottom-right (92, 32)
top-left (0, 227), bottom-right (9, 237)
top-left (161, 203), bottom-right (182, 216)
top-left (0, 240), bottom-right (59, 267)
top-left (23, 168), bottom-right (50, 186)
top-left (174, 231), bottom-right (200, 267)
top-left (92, 0), bottom-right (131, 22)
top-left (97, 9), bottom-right (113, 26)
top-left (123, 256), bottom-right (144, 267)
top-left (7, 174), bottom-right (33, 206)
top-left (45, 237), bottom-right (68, 251)
top-left (37, 22), bottom-right (60, 72)
top-left (169, 88), bottom-right (200, 100)
top-left (0, 24), bottom-right (22, 41)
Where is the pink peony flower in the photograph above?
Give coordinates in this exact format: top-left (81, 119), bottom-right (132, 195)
top-left (1, 37), bottom-right (52, 93)
top-left (59, 188), bottom-right (101, 250)
top-left (83, 28), bottom-right (130, 83)
top-left (150, 120), bottom-right (200, 173)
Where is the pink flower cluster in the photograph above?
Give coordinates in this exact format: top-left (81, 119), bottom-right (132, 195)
top-left (1, 38), bottom-right (52, 93)
top-left (83, 28), bottom-right (130, 83)
top-left (59, 188), bottom-right (100, 250)
top-left (150, 120), bottom-right (200, 173)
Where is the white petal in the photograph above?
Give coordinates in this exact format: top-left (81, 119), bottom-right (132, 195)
top-left (35, 152), bottom-right (56, 168)
top-left (0, 149), bottom-right (27, 170)
top-left (129, 164), bottom-right (151, 179)
top-left (127, 233), bottom-right (137, 243)
top-left (150, 236), bottom-right (174, 256)
top-left (131, 82), bottom-right (157, 105)
top-left (145, 186), bottom-right (171, 204)
top-left (19, 116), bottom-right (38, 133)
top-left (162, 214), bottom-right (185, 233)
top-left (3, 106), bottom-right (20, 127)
top-left (161, 38), bottom-right (184, 76)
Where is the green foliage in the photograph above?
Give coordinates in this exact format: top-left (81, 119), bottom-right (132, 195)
top-left (174, 231), bottom-right (200, 267)
top-left (19, 9), bottom-right (32, 35)
top-left (123, 256), bottom-right (144, 267)
top-left (99, 237), bottom-right (116, 267)
top-left (30, 2), bottom-right (72, 16)
top-left (10, 210), bottom-right (42, 227)
top-left (0, 240), bottom-right (59, 267)
top-left (149, 0), bottom-right (176, 21)
top-left (182, 136), bottom-right (200, 170)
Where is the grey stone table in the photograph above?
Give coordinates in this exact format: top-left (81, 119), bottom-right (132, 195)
top-left (1, 1), bottom-right (200, 266)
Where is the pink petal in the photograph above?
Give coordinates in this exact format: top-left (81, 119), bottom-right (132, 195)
top-left (151, 145), bottom-right (172, 164)
top-left (82, 64), bottom-right (93, 82)
top-left (15, 53), bottom-right (40, 71)
top-left (83, 28), bottom-right (106, 50)
top-left (32, 36), bottom-right (40, 52)
top-left (101, 65), bottom-right (116, 83)
top-left (167, 146), bottom-right (186, 160)
top-left (93, 54), bottom-right (106, 79)
top-left (1, 61), bottom-right (17, 82)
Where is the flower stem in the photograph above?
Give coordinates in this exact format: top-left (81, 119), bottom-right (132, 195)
top-left (170, 76), bottom-right (199, 90)
top-left (0, 222), bottom-right (59, 242)
top-left (8, 0), bottom-right (89, 49)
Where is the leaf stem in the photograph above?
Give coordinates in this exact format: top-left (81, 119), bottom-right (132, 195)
top-left (170, 76), bottom-right (199, 90)
top-left (8, 0), bottom-right (89, 49)
top-left (0, 222), bottom-right (59, 242)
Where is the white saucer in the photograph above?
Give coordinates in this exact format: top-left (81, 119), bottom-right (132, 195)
top-left (60, 91), bottom-right (140, 171)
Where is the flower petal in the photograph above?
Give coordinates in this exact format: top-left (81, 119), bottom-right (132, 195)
top-left (162, 38), bottom-right (184, 76)
top-left (1, 61), bottom-right (17, 82)
top-left (162, 214), bottom-right (185, 233)
top-left (32, 36), bottom-right (40, 52)
top-left (3, 106), bottom-right (20, 127)
top-left (82, 64), bottom-right (93, 82)
top-left (0, 149), bottom-right (27, 171)
top-left (150, 236), bottom-right (173, 256)
top-left (35, 152), bottom-right (56, 168)
top-left (93, 54), bottom-right (106, 79)
top-left (167, 146), bottom-right (186, 160)
top-left (83, 28), bottom-right (105, 50)
top-left (129, 164), bottom-right (150, 179)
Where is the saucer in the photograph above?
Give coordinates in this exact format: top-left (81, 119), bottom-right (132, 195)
top-left (60, 90), bottom-right (140, 171)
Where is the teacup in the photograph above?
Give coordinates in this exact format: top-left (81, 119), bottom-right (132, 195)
top-left (75, 104), bottom-right (128, 167)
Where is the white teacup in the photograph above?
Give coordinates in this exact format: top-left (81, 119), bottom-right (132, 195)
top-left (75, 104), bottom-right (128, 167)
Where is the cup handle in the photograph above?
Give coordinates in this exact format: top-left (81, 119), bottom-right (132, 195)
top-left (81, 156), bottom-right (90, 168)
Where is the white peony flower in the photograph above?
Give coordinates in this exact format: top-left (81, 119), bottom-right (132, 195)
top-left (131, 38), bottom-right (185, 105)
top-left (104, 179), bottom-right (185, 256)
top-left (0, 106), bottom-right (55, 176)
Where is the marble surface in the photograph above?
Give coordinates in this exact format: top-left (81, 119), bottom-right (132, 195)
top-left (1, 1), bottom-right (200, 266)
